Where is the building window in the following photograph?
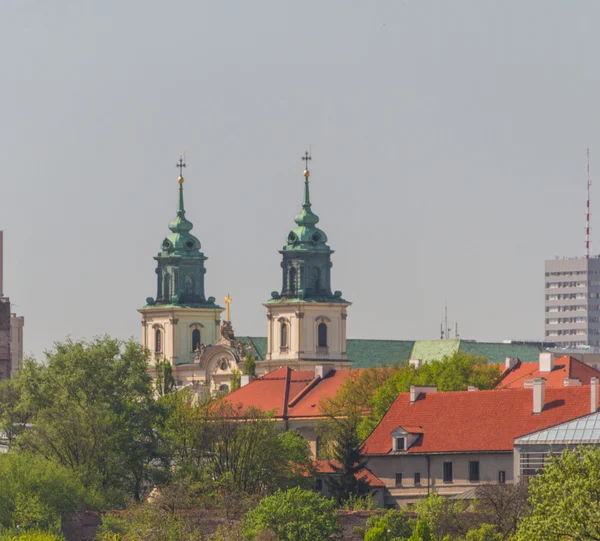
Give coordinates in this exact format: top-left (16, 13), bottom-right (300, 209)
top-left (395, 473), bottom-right (403, 486)
top-left (315, 437), bottom-right (321, 459)
top-left (163, 274), bottom-right (171, 300)
top-left (155, 329), bottom-right (162, 353)
top-left (191, 329), bottom-right (201, 352)
top-left (289, 267), bottom-right (297, 296)
top-left (219, 384), bottom-right (229, 393)
top-left (395, 437), bottom-right (405, 451)
top-left (443, 462), bottom-right (453, 483)
top-left (315, 479), bottom-right (323, 491)
top-left (318, 322), bottom-right (328, 348)
top-left (414, 472), bottom-right (421, 485)
top-left (498, 470), bottom-right (506, 484)
top-left (280, 322), bottom-right (288, 349)
top-left (469, 461), bottom-right (480, 482)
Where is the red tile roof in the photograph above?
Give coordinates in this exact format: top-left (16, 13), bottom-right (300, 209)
top-left (363, 385), bottom-right (594, 455)
top-left (313, 460), bottom-right (385, 487)
top-left (223, 367), bottom-right (352, 419)
top-left (498, 356), bottom-right (600, 389)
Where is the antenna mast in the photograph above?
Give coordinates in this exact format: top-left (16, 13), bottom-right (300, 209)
top-left (587, 149), bottom-right (591, 259)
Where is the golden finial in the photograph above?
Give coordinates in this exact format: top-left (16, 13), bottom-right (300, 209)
top-left (176, 152), bottom-right (186, 184)
top-left (301, 148), bottom-right (312, 178)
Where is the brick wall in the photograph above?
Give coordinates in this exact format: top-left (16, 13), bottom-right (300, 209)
top-left (0, 299), bottom-right (11, 380)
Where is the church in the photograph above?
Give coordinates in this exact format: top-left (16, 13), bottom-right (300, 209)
top-left (138, 154), bottom-right (548, 393)
top-left (138, 153), bottom-right (352, 393)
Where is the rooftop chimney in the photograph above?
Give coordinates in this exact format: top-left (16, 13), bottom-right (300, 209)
top-left (532, 377), bottom-right (546, 414)
top-left (563, 377), bottom-right (582, 387)
top-left (539, 352), bottom-right (554, 373)
top-left (409, 385), bottom-right (437, 404)
top-left (408, 359), bottom-right (423, 369)
top-left (467, 386), bottom-right (478, 391)
top-left (592, 377), bottom-right (599, 413)
top-left (240, 375), bottom-right (254, 387)
top-left (505, 357), bottom-right (519, 370)
top-left (315, 365), bottom-right (335, 379)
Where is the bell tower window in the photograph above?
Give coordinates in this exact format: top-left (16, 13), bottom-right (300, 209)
top-left (288, 267), bottom-right (297, 296)
top-left (318, 322), bottom-right (328, 348)
top-left (280, 322), bottom-right (288, 350)
top-left (192, 328), bottom-right (201, 352)
top-left (155, 329), bottom-right (162, 353)
top-left (163, 274), bottom-right (171, 301)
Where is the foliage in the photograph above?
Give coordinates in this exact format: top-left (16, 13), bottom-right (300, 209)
top-left (98, 505), bottom-right (201, 541)
top-left (324, 417), bottom-right (371, 503)
top-left (516, 446), bottom-right (600, 541)
top-left (159, 393), bottom-right (312, 496)
top-left (154, 358), bottom-right (176, 396)
top-left (464, 524), bottom-right (503, 541)
top-left (243, 352), bottom-right (256, 377)
top-left (0, 532), bottom-right (65, 541)
top-left (243, 487), bottom-right (341, 541)
top-left (472, 482), bottom-right (529, 537)
top-left (341, 493), bottom-right (378, 511)
top-left (320, 353), bottom-right (501, 442)
top-left (15, 337), bottom-right (164, 505)
top-left (365, 509), bottom-right (412, 540)
top-left (0, 453), bottom-right (95, 531)
top-left (0, 378), bottom-right (29, 447)
top-left (408, 519), bottom-right (432, 541)
top-left (230, 369), bottom-right (241, 391)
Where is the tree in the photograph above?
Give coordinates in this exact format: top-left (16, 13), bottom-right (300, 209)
top-left (364, 509), bottom-right (412, 541)
top-left (473, 482), bottom-right (529, 537)
top-left (324, 417), bottom-right (371, 503)
top-left (0, 453), bottom-right (95, 531)
top-left (0, 378), bottom-right (29, 446)
top-left (516, 446), bottom-right (600, 540)
top-left (154, 358), bottom-right (176, 396)
top-left (243, 352), bottom-right (256, 377)
top-left (464, 524), bottom-right (503, 541)
top-left (243, 487), bottom-right (341, 541)
top-left (15, 337), bottom-right (164, 504)
top-left (230, 369), bottom-right (241, 391)
top-left (408, 519), bottom-right (432, 541)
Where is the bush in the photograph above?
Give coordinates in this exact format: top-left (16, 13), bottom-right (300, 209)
top-left (0, 531), bottom-right (64, 541)
top-left (365, 509), bottom-right (411, 541)
top-left (243, 487), bottom-right (341, 541)
top-left (0, 453), bottom-right (96, 531)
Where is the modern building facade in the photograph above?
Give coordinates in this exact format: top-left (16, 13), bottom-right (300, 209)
top-left (545, 257), bottom-right (600, 347)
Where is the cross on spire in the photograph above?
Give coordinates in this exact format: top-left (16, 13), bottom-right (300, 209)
top-left (301, 149), bottom-right (312, 173)
top-left (176, 152), bottom-right (186, 177)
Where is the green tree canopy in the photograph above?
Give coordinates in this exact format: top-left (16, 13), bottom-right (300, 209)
top-left (243, 487), bottom-right (341, 541)
top-left (14, 336), bottom-right (164, 505)
top-left (517, 446), bottom-right (600, 541)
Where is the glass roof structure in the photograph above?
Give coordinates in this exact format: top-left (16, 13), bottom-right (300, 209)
top-left (515, 411), bottom-right (600, 445)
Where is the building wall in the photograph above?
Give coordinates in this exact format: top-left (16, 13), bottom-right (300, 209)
top-left (139, 306), bottom-right (223, 366)
top-left (265, 302), bottom-right (349, 363)
top-left (367, 453), bottom-right (514, 507)
top-left (0, 299), bottom-right (11, 380)
top-left (10, 314), bottom-right (24, 372)
top-left (545, 257), bottom-right (600, 347)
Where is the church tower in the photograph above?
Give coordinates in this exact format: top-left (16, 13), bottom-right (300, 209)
top-left (139, 155), bottom-right (223, 366)
top-left (264, 152), bottom-right (351, 368)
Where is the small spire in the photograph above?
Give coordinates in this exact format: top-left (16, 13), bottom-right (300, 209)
top-left (294, 148), bottom-right (319, 227)
top-left (176, 152), bottom-right (186, 216)
top-left (176, 152), bottom-right (186, 183)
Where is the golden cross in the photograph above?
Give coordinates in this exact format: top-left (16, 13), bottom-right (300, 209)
top-left (224, 293), bottom-right (232, 322)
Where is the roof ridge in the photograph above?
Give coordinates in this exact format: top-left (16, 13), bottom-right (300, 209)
top-left (288, 376), bottom-right (322, 407)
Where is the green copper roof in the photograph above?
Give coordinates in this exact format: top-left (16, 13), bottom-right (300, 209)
top-left (410, 340), bottom-right (461, 362)
top-left (283, 175), bottom-right (330, 253)
top-left (234, 338), bottom-right (545, 368)
top-left (160, 180), bottom-right (203, 257)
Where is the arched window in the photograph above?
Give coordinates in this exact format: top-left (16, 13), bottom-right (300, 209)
top-left (289, 267), bottom-right (297, 296)
top-left (280, 322), bottom-right (288, 349)
top-left (318, 322), bottom-right (328, 348)
top-left (192, 328), bottom-right (201, 351)
top-left (219, 384), bottom-right (230, 394)
top-left (155, 329), bottom-right (162, 353)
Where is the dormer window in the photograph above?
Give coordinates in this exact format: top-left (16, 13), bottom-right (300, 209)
top-left (391, 426), bottom-right (423, 452)
top-left (395, 437), bottom-right (406, 451)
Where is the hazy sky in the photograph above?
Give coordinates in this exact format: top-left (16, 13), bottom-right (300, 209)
top-left (2, 1), bottom-right (600, 360)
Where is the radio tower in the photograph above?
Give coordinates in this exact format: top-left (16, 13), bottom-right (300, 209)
top-left (586, 149), bottom-right (592, 259)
